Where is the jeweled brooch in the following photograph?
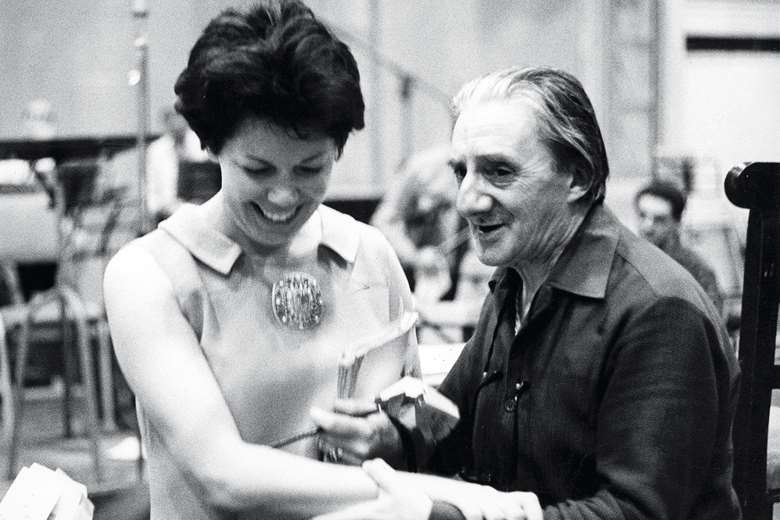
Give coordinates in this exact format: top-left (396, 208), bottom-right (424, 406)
top-left (271, 272), bottom-right (323, 330)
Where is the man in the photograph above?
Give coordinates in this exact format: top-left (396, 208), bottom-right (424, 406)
top-left (314, 66), bottom-right (741, 519)
top-left (635, 180), bottom-right (723, 315)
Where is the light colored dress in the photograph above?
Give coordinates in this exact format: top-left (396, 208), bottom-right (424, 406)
top-left (127, 203), bottom-right (419, 519)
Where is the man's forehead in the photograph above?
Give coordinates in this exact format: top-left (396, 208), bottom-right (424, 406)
top-left (450, 99), bottom-right (538, 159)
top-left (638, 194), bottom-right (674, 215)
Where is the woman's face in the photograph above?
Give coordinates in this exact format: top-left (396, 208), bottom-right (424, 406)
top-left (217, 117), bottom-right (338, 249)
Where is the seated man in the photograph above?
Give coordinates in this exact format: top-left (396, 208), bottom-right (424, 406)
top-left (314, 66), bottom-right (741, 520)
top-left (634, 180), bottom-right (723, 315)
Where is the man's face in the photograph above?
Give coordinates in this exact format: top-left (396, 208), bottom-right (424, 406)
top-left (449, 99), bottom-right (576, 269)
top-left (636, 193), bottom-right (678, 249)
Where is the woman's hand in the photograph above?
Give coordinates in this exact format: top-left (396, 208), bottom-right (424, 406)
top-left (311, 459), bottom-right (433, 520)
top-left (311, 400), bottom-right (404, 466)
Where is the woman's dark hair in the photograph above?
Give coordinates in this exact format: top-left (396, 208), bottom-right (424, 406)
top-left (174, 0), bottom-right (365, 155)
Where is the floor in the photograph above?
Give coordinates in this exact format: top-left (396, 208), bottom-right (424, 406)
top-left (0, 386), bottom-right (150, 520)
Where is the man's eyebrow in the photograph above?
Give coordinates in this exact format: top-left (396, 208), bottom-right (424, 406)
top-left (475, 153), bottom-right (513, 165)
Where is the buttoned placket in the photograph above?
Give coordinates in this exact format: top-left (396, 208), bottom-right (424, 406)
top-left (476, 277), bottom-right (556, 490)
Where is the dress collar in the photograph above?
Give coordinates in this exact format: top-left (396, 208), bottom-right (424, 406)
top-left (158, 203), bottom-right (360, 276)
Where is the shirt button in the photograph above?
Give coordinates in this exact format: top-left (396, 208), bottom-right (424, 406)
top-left (504, 397), bottom-right (517, 412)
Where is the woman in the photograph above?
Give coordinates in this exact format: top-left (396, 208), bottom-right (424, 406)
top-left (104, 2), bottom-right (419, 518)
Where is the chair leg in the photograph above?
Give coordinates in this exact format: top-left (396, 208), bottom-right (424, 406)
top-left (0, 316), bottom-right (15, 462)
top-left (61, 287), bottom-right (103, 482)
top-left (8, 302), bottom-right (32, 480)
top-left (96, 319), bottom-right (116, 432)
top-left (60, 296), bottom-right (74, 438)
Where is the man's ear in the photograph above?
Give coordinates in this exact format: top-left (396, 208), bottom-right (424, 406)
top-left (567, 167), bottom-right (591, 203)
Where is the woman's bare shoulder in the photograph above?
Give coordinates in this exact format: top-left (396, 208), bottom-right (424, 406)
top-left (103, 240), bottom-right (174, 303)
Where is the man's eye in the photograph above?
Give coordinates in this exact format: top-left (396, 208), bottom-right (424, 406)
top-left (487, 165), bottom-right (514, 177)
top-left (451, 164), bottom-right (466, 182)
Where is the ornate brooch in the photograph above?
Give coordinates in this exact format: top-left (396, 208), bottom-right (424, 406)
top-left (271, 271), bottom-right (323, 330)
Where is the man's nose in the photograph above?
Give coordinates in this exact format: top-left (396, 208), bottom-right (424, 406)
top-left (457, 171), bottom-right (492, 216)
top-left (267, 185), bottom-right (299, 207)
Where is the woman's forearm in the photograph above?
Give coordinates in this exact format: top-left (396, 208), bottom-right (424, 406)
top-left (200, 439), bottom-right (378, 517)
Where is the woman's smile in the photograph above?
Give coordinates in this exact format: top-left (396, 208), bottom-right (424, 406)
top-left (253, 201), bottom-right (300, 224)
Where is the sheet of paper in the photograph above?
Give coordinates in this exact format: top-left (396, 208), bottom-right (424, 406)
top-left (0, 465), bottom-right (61, 520)
top-left (338, 311), bottom-right (417, 400)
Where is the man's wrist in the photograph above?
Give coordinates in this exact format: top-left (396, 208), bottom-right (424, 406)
top-left (386, 413), bottom-right (418, 472)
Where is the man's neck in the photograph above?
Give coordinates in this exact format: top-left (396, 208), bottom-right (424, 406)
top-left (512, 205), bottom-right (590, 321)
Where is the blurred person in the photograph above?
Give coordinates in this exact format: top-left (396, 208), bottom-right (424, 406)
top-left (635, 180), bottom-right (723, 315)
top-left (103, 3), bottom-right (528, 519)
top-left (313, 66), bottom-right (741, 520)
top-left (371, 144), bottom-right (468, 302)
top-left (146, 105), bottom-right (210, 222)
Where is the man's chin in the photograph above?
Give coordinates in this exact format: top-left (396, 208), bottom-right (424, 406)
top-left (472, 247), bottom-right (504, 268)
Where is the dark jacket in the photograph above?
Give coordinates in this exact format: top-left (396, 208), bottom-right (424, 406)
top-left (429, 204), bottom-right (741, 519)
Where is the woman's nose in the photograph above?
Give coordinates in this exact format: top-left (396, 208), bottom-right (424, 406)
top-left (267, 185), bottom-right (299, 207)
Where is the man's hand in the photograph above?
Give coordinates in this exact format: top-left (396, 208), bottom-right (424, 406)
top-left (311, 459), bottom-right (433, 520)
top-left (311, 400), bottom-right (404, 467)
top-left (410, 476), bottom-right (543, 520)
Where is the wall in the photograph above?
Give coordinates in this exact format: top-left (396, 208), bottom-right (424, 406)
top-left (0, 0), bottom-right (610, 199)
top-left (658, 0), bottom-right (780, 193)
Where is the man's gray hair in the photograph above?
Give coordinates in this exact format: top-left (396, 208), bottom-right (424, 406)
top-left (451, 66), bottom-right (609, 204)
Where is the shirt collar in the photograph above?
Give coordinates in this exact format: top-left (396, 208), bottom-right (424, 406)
top-left (487, 204), bottom-right (620, 300)
top-left (159, 203), bottom-right (360, 276)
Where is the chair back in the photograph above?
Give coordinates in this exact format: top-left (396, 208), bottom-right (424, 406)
top-left (726, 162), bottom-right (780, 520)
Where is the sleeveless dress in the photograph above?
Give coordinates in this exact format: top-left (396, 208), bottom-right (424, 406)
top-left (127, 203), bottom-right (419, 519)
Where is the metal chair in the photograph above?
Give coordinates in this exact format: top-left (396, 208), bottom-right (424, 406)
top-left (726, 162), bottom-right (780, 519)
top-left (0, 171), bottom-right (114, 482)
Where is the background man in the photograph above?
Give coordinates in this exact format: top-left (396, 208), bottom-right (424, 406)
top-left (314, 66), bottom-right (741, 520)
top-left (635, 180), bottom-right (723, 315)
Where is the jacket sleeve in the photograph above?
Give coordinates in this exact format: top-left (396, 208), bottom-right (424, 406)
top-left (421, 320), bottom-right (489, 477)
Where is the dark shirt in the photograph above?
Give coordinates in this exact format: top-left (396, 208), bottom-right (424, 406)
top-left (428, 204), bottom-right (741, 519)
top-left (662, 233), bottom-right (724, 316)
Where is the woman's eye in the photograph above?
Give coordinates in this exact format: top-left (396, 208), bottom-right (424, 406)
top-left (296, 166), bottom-right (324, 176)
top-left (244, 166), bottom-right (272, 176)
